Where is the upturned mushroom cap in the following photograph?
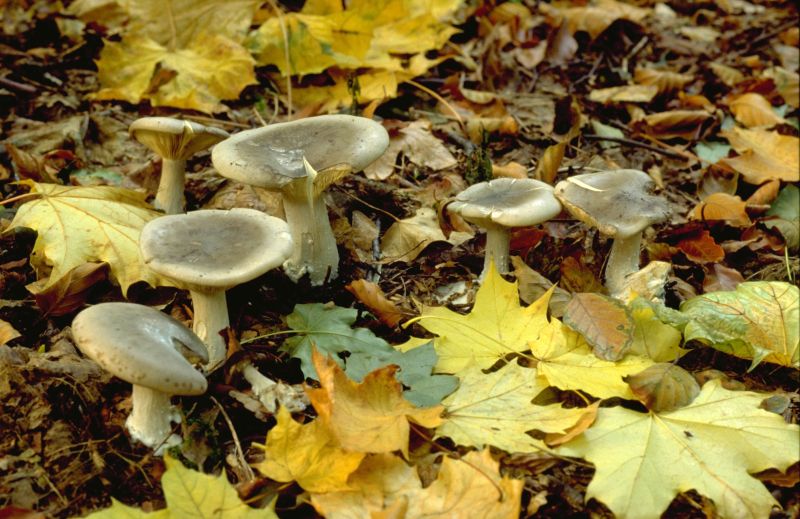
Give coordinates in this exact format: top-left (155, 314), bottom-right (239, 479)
top-left (449, 178), bottom-right (562, 228)
top-left (139, 208), bottom-right (293, 292)
top-left (211, 115), bottom-right (390, 190)
top-left (130, 117), bottom-right (229, 160)
top-left (554, 169), bottom-right (670, 238)
top-left (72, 303), bottom-right (208, 395)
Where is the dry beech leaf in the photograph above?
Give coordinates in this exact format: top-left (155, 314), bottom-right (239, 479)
top-left (640, 110), bottom-right (713, 140)
top-left (0, 319), bottom-right (21, 346)
top-left (559, 256), bottom-right (604, 294)
top-left (380, 207), bottom-right (472, 263)
top-left (30, 262), bottom-right (109, 316)
top-left (763, 66), bottom-right (799, 107)
top-left (364, 120), bottom-right (456, 180)
top-left (533, 142), bottom-right (566, 184)
top-left (729, 93), bottom-right (785, 128)
top-left (710, 62), bottom-right (745, 87)
top-left (624, 363), bottom-right (701, 413)
top-left (492, 161), bottom-right (528, 179)
top-left (562, 293), bottom-right (635, 362)
top-left (719, 127), bottom-right (800, 184)
top-left (746, 178), bottom-right (781, 206)
top-left (677, 230), bottom-right (725, 264)
top-left (345, 279), bottom-right (405, 327)
top-left (511, 256), bottom-right (571, 317)
top-left (634, 68), bottom-right (693, 94)
top-left (556, 0), bottom-right (650, 39)
top-left (466, 115), bottom-right (519, 143)
top-left (690, 192), bottom-right (752, 227)
top-left (703, 263), bottom-right (745, 293)
top-left (588, 84), bottom-right (658, 104)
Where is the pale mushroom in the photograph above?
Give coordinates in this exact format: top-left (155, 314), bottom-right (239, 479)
top-left (448, 178), bottom-right (562, 278)
top-left (554, 169), bottom-right (671, 298)
top-left (72, 302), bottom-right (208, 454)
top-left (139, 208), bottom-right (292, 371)
top-left (130, 117), bottom-right (229, 214)
top-left (211, 115), bottom-right (389, 285)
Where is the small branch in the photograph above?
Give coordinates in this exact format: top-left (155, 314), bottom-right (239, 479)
top-left (0, 76), bottom-right (37, 94)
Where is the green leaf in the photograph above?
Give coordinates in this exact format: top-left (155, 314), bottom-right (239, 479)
top-left (345, 341), bottom-right (459, 407)
top-left (86, 456), bottom-right (276, 518)
top-left (765, 184), bottom-right (799, 250)
top-left (681, 282), bottom-right (799, 368)
top-left (282, 303), bottom-right (393, 379)
top-left (694, 141), bottom-right (731, 165)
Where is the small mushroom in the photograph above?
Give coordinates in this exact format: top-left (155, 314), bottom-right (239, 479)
top-left (72, 302), bottom-right (208, 454)
top-left (554, 169), bottom-right (671, 298)
top-left (448, 178), bottom-right (562, 278)
top-left (130, 117), bottom-right (229, 214)
top-left (139, 208), bottom-right (292, 371)
top-left (211, 115), bottom-right (389, 285)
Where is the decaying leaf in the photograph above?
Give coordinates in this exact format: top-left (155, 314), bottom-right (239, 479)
top-left (30, 262), bottom-right (108, 316)
top-left (7, 181), bottom-right (169, 294)
top-left (676, 230), bottom-right (725, 264)
top-left (624, 363), bottom-right (700, 412)
top-left (380, 207), bottom-right (471, 263)
top-left (682, 282), bottom-right (799, 368)
top-left (345, 279), bottom-right (406, 327)
top-left (364, 120), bottom-right (456, 180)
top-left (628, 298), bottom-right (686, 362)
top-left (558, 380), bottom-right (800, 519)
top-left (563, 293), bottom-right (634, 361)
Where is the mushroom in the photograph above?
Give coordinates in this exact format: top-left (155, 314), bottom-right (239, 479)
top-left (211, 115), bottom-right (389, 285)
top-left (554, 169), bottom-right (671, 298)
top-left (129, 117), bottom-right (229, 214)
top-left (139, 208), bottom-right (292, 371)
top-left (71, 302), bottom-right (208, 454)
top-left (448, 178), bottom-right (562, 278)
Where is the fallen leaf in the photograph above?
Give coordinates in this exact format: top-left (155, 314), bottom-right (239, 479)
top-left (762, 66), bottom-right (799, 107)
top-left (7, 181), bottom-right (168, 294)
top-left (677, 230), bottom-right (725, 263)
top-left (628, 297), bottom-right (686, 362)
top-left (492, 161), bottom-right (528, 179)
top-left (0, 320), bottom-right (21, 346)
top-left (365, 120), bottom-right (456, 180)
top-left (563, 293), bottom-right (634, 361)
top-left (690, 192), bottom-right (752, 227)
top-left (710, 62), bottom-right (745, 87)
top-left (436, 362), bottom-right (586, 453)
top-left (533, 142), bottom-right (566, 184)
top-left (381, 207), bottom-right (471, 263)
top-left (557, 380), bottom-right (800, 519)
top-left (345, 279), bottom-right (405, 327)
top-left (634, 68), bottom-right (693, 94)
top-left (559, 256), bottom-right (605, 294)
top-left (703, 263), bottom-right (745, 293)
top-left (307, 350), bottom-right (443, 456)
top-left (29, 262), bottom-right (108, 316)
top-left (682, 282), bottom-right (799, 368)
top-left (86, 456), bottom-right (276, 518)
top-left (556, 0), bottom-right (649, 39)
top-left (719, 127), bottom-right (800, 183)
top-left (746, 178), bottom-right (781, 206)
top-left (729, 93), bottom-right (786, 128)
top-left (254, 407), bottom-right (364, 492)
top-left (588, 84), bottom-right (658, 104)
top-left (511, 256), bottom-right (571, 317)
top-left (640, 110), bottom-right (713, 140)
top-left (625, 363), bottom-right (700, 412)
top-left (545, 401), bottom-right (599, 447)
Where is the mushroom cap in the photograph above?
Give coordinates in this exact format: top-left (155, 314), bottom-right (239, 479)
top-left (72, 303), bottom-right (208, 395)
top-left (211, 115), bottom-right (389, 190)
top-left (449, 178), bottom-right (562, 228)
top-left (130, 117), bottom-right (229, 160)
top-left (139, 208), bottom-right (293, 292)
top-left (554, 169), bottom-right (670, 238)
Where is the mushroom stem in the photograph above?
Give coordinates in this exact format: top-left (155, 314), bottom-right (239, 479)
top-left (605, 233), bottom-right (643, 298)
top-left (281, 187), bottom-right (338, 285)
top-left (127, 384), bottom-right (182, 454)
top-left (482, 224), bottom-right (511, 278)
top-left (190, 289), bottom-right (229, 371)
top-left (156, 158), bottom-right (187, 214)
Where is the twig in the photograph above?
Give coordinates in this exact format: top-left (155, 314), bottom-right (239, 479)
top-left (0, 76), bottom-right (37, 94)
top-left (584, 134), bottom-right (687, 160)
top-left (211, 396), bottom-right (255, 481)
top-left (406, 79), bottom-right (463, 127)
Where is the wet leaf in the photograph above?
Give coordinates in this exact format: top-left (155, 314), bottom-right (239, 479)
top-left (563, 293), bottom-right (634, 361)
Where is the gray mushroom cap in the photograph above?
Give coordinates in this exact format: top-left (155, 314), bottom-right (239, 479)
top-left (72, 303), bottom-right (208, 395)
top-left (130, 117), bottom-right (229, 160)
top-left (139, 208), bottom-right (293, 292)
top-left (554, 169), bottom-right (670, 238)
top-left (449, 178), bottom-right (562, 228)
top-left (211, 115), bottom-right (390, 189)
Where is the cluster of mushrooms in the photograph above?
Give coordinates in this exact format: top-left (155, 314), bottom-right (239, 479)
top-left (71, 114), bottom-right (670, 454)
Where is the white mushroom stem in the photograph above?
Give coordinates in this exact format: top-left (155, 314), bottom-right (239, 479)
top-left (605, 232), bottom-right (643, 298)
top-left (190, 289), bottom-right (229, 371)
top-left (242, 363), bottom-right (277, 397)
top-left (126, 384), bottom-right (182, 455)
top-left (155, 158), bottom-right (186, 214)
top-left (481, 222), bottom-right (511, 278)
top-left (281, 172), bottom-right (339, 285)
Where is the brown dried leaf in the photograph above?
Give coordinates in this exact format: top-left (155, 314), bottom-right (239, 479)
top-left (624, 363), bottom-right (700, 412)
top-left (703, 263), bottom-right (745, 293)
top-left (29, 262), bottom-right (109, 317)
top-left (0, 319), bottom-right (21, 346)
top-left (364, 120), bottom-right (456, 180)
top-left (634, 68), bottom-right (693, 94)
top-left (557, 0), bottom-right (649, 39)
top-left (746, 179), bottom-right (781, 206)
top-left (690, 192), bottom-right (752, 227)
top-left (533, 142), bottom-right (566, 184)
top-left (511, 256), bottom-right (571, 317)
top-left (719, 127), bottom-right (800, 183)
top-left (677, 230), bottom-right (725, 264)
top-left (640, 110), bottom-right (713, 140)
top-left (559, 256), bottom-right (604, 294)
top-left (346, 279), bottom-right (405, 328)
top-left (492, 161), bottom-right (528, 179)
top-left (763, 67), bottom-right (799, 107)
top-left (546, 401), bottom-right (600, 446)
top-left (729, 93), bottom-right (785, 128)
top-left (710, 63), bottom-right (745, 87)
top-left (563, 293), bottom-right (634, 361)
top-left (589, 84), bottom-right (658, 104)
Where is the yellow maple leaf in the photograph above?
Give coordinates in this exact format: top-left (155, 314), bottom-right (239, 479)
top-left (436, 362), bottom-right (587, 453)
top-left (306, 350), bottom-right (443, 456)
top-left (93, 33), bottom-right (256, 113)
top-left (86, 456), bottom-right (276, 518)
top-left (254, 407), bottom-right (365, 493)
top-left (311, 450), bottom-right (522, 518)
top-left (557, 380), bottom-right (800, 519)
top-left (719, 127), bottom-right (799, 184)
top-left (7, 181), bottom-right (169, 294)
top-left (405, 263), bottom-right (551, 373)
